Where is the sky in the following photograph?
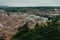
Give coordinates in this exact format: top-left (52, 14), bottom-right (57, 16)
top-left (0, 0), bottom-right (60, 7)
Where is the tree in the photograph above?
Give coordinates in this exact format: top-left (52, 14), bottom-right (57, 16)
top-left (0, 37), bottom-right (4, 40)
top-left (11, 15), bottom-right (60, 40)
top-left (11, 23), bottom-right (29, 40)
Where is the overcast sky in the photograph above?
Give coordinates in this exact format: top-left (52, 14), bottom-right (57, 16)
top-left (0, 0), bottom-right (60, 7)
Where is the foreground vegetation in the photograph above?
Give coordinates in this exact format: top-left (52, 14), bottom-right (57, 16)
top-left (10, 15), bottom-right (60, 40)
top-left (0, 15), bottom-right (60, 40)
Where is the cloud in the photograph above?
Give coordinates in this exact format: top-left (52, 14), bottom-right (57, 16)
top-left (0, 0), bottom-right (60, 7)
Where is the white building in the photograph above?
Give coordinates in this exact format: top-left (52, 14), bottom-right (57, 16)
top-left (0, 23), bottom-right (3, 30)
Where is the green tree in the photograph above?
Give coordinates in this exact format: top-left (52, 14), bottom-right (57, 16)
top-left (0, 37), bottom-right (4, 40)
top-left (11, 23), bottom-right (29, 40)
top-left (11, 15), bottom-right (60, 40)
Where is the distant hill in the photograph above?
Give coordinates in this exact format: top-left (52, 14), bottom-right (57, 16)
top-left (0, 6), bottom-right (60, 12)
top-left (0, 6), bottom-right (9, 8)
